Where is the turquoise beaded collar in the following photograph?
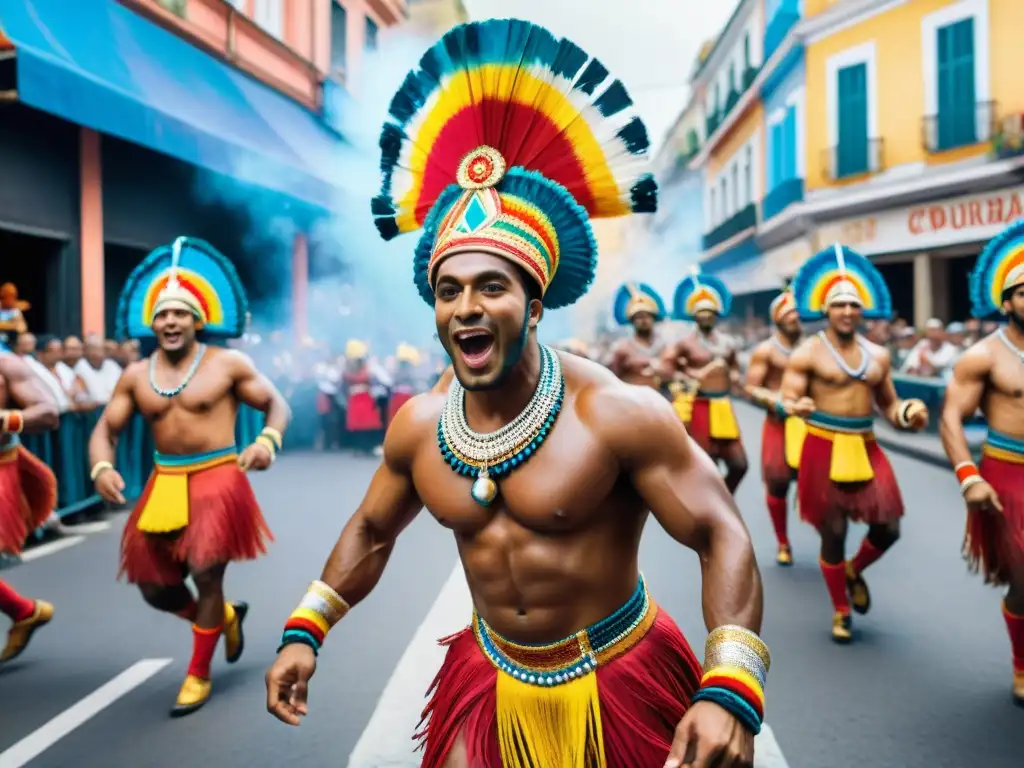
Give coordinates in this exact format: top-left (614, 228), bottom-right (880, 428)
top-left (438, 344), bottom-right (564, 507)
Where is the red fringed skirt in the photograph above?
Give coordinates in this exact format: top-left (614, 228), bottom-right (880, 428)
top-left (761, 416), bottom-right (793, 487)
top-left (688, 397), bottom-right (743, 460)
top-left (0, 445), bottom-right (57, 554)
top-left (387, 390), bottom-right (414, 426)
top-left (796, 431), bottom-right (903, 528)
top-left (346, 392), bottom-right (383, 432)
top-left (963, 455), bottom-right (1024, 586)
top-left (416, 609), bottom-right (702, 767)
top-left (119, 457), bottom-right (273, 584)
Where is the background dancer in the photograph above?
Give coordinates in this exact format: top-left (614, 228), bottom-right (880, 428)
top-left (743, 288), bottom-right (805, 565)
top-left (607, 282), bottom-right (668, 389)
top-left (662, 272), bottom-right (747, 494)
top-left (940, 220), bottom-right (1024, 705)
top-left (387, 343), bottom-right (422, 426)
top-left (0, 350), bottom-right (58, 665)
top-left (782, 245), bottom-right (927, 643)
top-left (267, 19), bottom-right (768, 767)
top-left (89, 237), bottom-right (291, 716)
top-left (341, 340), bottom-right (384, 454)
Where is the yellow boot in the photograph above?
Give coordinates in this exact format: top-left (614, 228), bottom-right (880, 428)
top-left (845, 561), bottom-right (871, 615)
top-left (171, 674), bottom-right (212, 717)
top-left (831, 612), bottom-right (852, 645)
top-left (776, 544), bottom-right (793, 567)
top-left (1013, 670), bottom-right (1024, 708)
top-left (1, 600), bottom-right (54, 664)
top-left (222, 601), bottom-right (248, 664)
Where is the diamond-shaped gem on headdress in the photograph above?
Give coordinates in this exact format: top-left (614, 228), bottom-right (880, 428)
top-left (457, 145), bottom-right (506, 190)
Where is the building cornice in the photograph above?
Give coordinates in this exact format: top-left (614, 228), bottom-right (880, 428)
top-left (801, 0), bottom-right (908, 46)
top-left (691, 0), bottom-right (756, 87)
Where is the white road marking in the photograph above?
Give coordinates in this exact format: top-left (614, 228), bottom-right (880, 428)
top-left (0, 658), bottom-right (173, 768)
top-left (347, 563), bottom-right (791, 768)
top-left (64, 521), bottom-right (111, 535)
top-left (19, 536), bottom-right (85, 562)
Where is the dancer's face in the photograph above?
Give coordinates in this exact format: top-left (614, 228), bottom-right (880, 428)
top-left (1003, 285), bottom-right (1024, 331)
top-left (695, 311), bottom-right (717, 333)
top-left (777, 310), bottom-right (802, 341)
top-left (827, 301), bottom-right (863, 339)
top-left (631, 311), bottom-right (655, 335)
top-left (434, 251), bottom-right (542, 391)
top-left (152, 308), bottom-right (198, 353)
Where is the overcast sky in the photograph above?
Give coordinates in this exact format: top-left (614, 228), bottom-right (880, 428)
top-left (462, 0), bottom-right (735, 152)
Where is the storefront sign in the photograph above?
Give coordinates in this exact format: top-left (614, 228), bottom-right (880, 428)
top-left (764, 238), bottom-right (813, 279)
top-left (816, 185), bottom-right (1024, 256)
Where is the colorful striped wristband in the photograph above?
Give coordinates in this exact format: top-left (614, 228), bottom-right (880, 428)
top-left (278, 580), bottom-right (350, 655)
top-left (692, 686), bottom-right (762, 734)
top-left (698, 625), bottom-right (770, 734)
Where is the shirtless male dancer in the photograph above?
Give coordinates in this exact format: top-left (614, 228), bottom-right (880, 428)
top-left (662, 271), bottom-right (748, 494)
top-left (267, 20), bottom-right (769, 767)
top-left (782, 245), bottom-right (927, 643)
top-left (940, 220), bottom-right (1024, 705)
top-left (89, 237), bottom-right (291, 716)
top-left (608, 282), bottom-right (668, 389)
top-left (0, 349), bottom-right (58, 665)
top-left (744, 289), bottom-right (804, 566)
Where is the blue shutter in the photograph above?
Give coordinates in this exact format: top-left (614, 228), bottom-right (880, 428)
top-left (769, 122), bottom-right (781, 190)
top-left (937, 18), bottom-right (976, 150)
top-left (837, 63), bottom-right (868, 177)
top-left (784, 105), bottom-right (797, 181)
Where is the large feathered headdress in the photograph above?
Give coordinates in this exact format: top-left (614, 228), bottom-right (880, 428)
top-left (673, 267), bottom-right (732, 320)
top-left (768, 283), bottom-right (797, 325)
top-left (371, 19), bottom-right (657, 309)
top-left (970, 219), bottom-right (1024, 318)
top-left (613, 282), bottom-right (665, 325)
top-left (791, 243), bottom-right (891, 321)
top-left (116, 236), bottom-right (248, 341)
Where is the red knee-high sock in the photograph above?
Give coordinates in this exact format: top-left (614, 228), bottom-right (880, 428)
top-left (0, 579), bottom-right (34, 622)
top-left (187, 625), bottom-right (222, 680)
top-left (820, 560), bottom-right (850, 615)
top-left (1003, 603), bottom-right (1024, 673)
top-left (766, 495), bottom-right (789, 546)
top-left (850, 537), bottom-right (885, 576)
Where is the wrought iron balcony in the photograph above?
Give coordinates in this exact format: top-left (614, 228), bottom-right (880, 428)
top-left (702, 203), bottom-right (757, 251)
top-left (821, 138), bottom-right (884, 181)
top-left (922, 100), bottom-right (996, 153)
top-left (761, 177), bottom-right (804, 221)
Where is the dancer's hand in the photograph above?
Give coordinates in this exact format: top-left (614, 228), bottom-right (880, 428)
top-left (266, 644), bottom-right (317, 726)
top-left (964, 479), bottom-right (1003, 513)
top-left (904, 400), bottom-right (928, 431)
top-left (94, 468), bottom-right (126, 505)
top-left (786, 396), bottom-right (815, 418)
top-left (665, 700), bottom-right (754, 767)
top-left (238, 441), bottom-right (273, 472)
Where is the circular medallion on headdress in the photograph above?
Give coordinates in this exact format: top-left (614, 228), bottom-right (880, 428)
top-left (456, 146), bottom-right (507, 190)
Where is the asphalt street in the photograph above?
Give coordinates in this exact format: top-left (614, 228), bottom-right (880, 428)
top-left (0, 402), bottom-right (1020, 767)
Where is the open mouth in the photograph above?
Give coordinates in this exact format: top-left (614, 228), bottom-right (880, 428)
top-left (163, 331), bottom-right (182, 344)
top-left (453, 328), bottom-right (495, 370)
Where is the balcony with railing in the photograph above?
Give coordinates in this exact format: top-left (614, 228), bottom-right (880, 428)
top-left (761, 177), bottom-right (804, 221)
top-left (922, 100), bottom-right (996, 154)
top-left (702, 203), bottom-right (758, 251)
top-left (764, 0), bottom-right (800, 61)
top-left (821, 138), bottom-right (884, 181)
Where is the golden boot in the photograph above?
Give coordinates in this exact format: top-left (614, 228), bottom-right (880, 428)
top-left (223, 601), bottom-right (248, 664)
top-left (845, 561), bottom-right (871, 615)
top-left (1, 600), bottom-right (54, 663)
top-left (171, 674), bottom-right (212, 717)
top-left (831, 612), bottom-right (852, 645)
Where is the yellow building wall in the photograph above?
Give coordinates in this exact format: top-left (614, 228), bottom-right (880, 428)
top-left (805, 0), bottom-right (1021, 192)
top-left (803, 0), bottom-right (843, 18)
top-left (707, 101), bottom-right (765, 181)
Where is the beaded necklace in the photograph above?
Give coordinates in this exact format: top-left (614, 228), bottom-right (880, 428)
top-left (997, 328), bottom-right (1024, 365)
top-left (699, 331), bottom-right (731, 359)
top-left (770, 335), bottom-right (793, 357)
top-left (149, 344), bottom-right (207, 398)
top-left (818, 331), bottom-right (869, 381)
top-left (438, 344), bottom-right (564, 507)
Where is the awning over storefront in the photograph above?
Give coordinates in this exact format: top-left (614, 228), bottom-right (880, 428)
top-left (0, 0), bottom-right (340, 210)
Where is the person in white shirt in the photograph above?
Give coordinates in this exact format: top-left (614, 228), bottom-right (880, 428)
top-left (74, 334), bottom-right (122, 404)
top-left (28, 336), bottom-right (71, 414)
top-left (901, 318), bottom-right (960, 377)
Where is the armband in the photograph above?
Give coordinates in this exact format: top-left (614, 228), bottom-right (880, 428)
top-left (1, 410), bottom-right (24, 434)
top-left (955, 461), bottom-right (982, 495)
top-left (90, 461), bottom-right (114, 481)
top-left (254, 435), bottom-right (278, 461)
top-left (260, 426), bottom-right (283, 452)
top-left (693, 625), bottom-right (771, 735)
top-left (278, 580), bottom-right (350, 656)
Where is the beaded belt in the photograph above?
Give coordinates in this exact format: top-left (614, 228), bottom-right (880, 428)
top-left (806, 411), bottom-right (874, 435)
top-left (473, 576), bottom-right (655, 687)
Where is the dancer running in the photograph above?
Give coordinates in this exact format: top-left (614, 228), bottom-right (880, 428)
top-left (662, 271), bottom-right (747, 494)
top-left (782, 244), bottom-right (927, 643)
top-left (89, 237), bottom-right (290, 715)
top-left (744, 289), bottom-right (805, 565)
top-left (0, 349), bottom-right (58, 665)
top-left (940, 220), bottom-right (1024, 705)
top-left (267, 19), bottom-right (768, 767)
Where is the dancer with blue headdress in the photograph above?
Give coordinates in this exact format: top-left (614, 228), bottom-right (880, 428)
top-left (87, 236), bottom-right (292, 716)
top-left (608, 282), bottom-right (668, 388)
top-left (940, 219), bottom-right (1024, 706)
top-left (781, 244), bottom-right (928, 644)
top-left (266, 18), bottom-right (768, 767)
top-left (661, 269), bottom-right (748, 495)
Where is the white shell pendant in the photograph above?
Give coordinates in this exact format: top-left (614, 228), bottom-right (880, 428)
top-left (471, 467), bottom-right (498, 507)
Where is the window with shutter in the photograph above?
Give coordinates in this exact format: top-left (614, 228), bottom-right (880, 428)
top-left (784, 105), bottom-right (797, 181)
top-left (936, 18), bottom-right (976, 150)
top-left (836, 62), bottom-right (868, 177)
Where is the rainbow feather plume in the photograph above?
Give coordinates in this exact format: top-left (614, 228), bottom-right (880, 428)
top-left (613, 282), bottom-right (666, 325)
top-left (673, 272), bottom-right (732, 320)
top-left (372, 18), bottom-right (656, 309)
top-left (970, 219), bottom-right (1024, 318)
top-left (791, 244), bottom-right (891, 321)
top-left (116, 237), bottom-right (248, 341)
